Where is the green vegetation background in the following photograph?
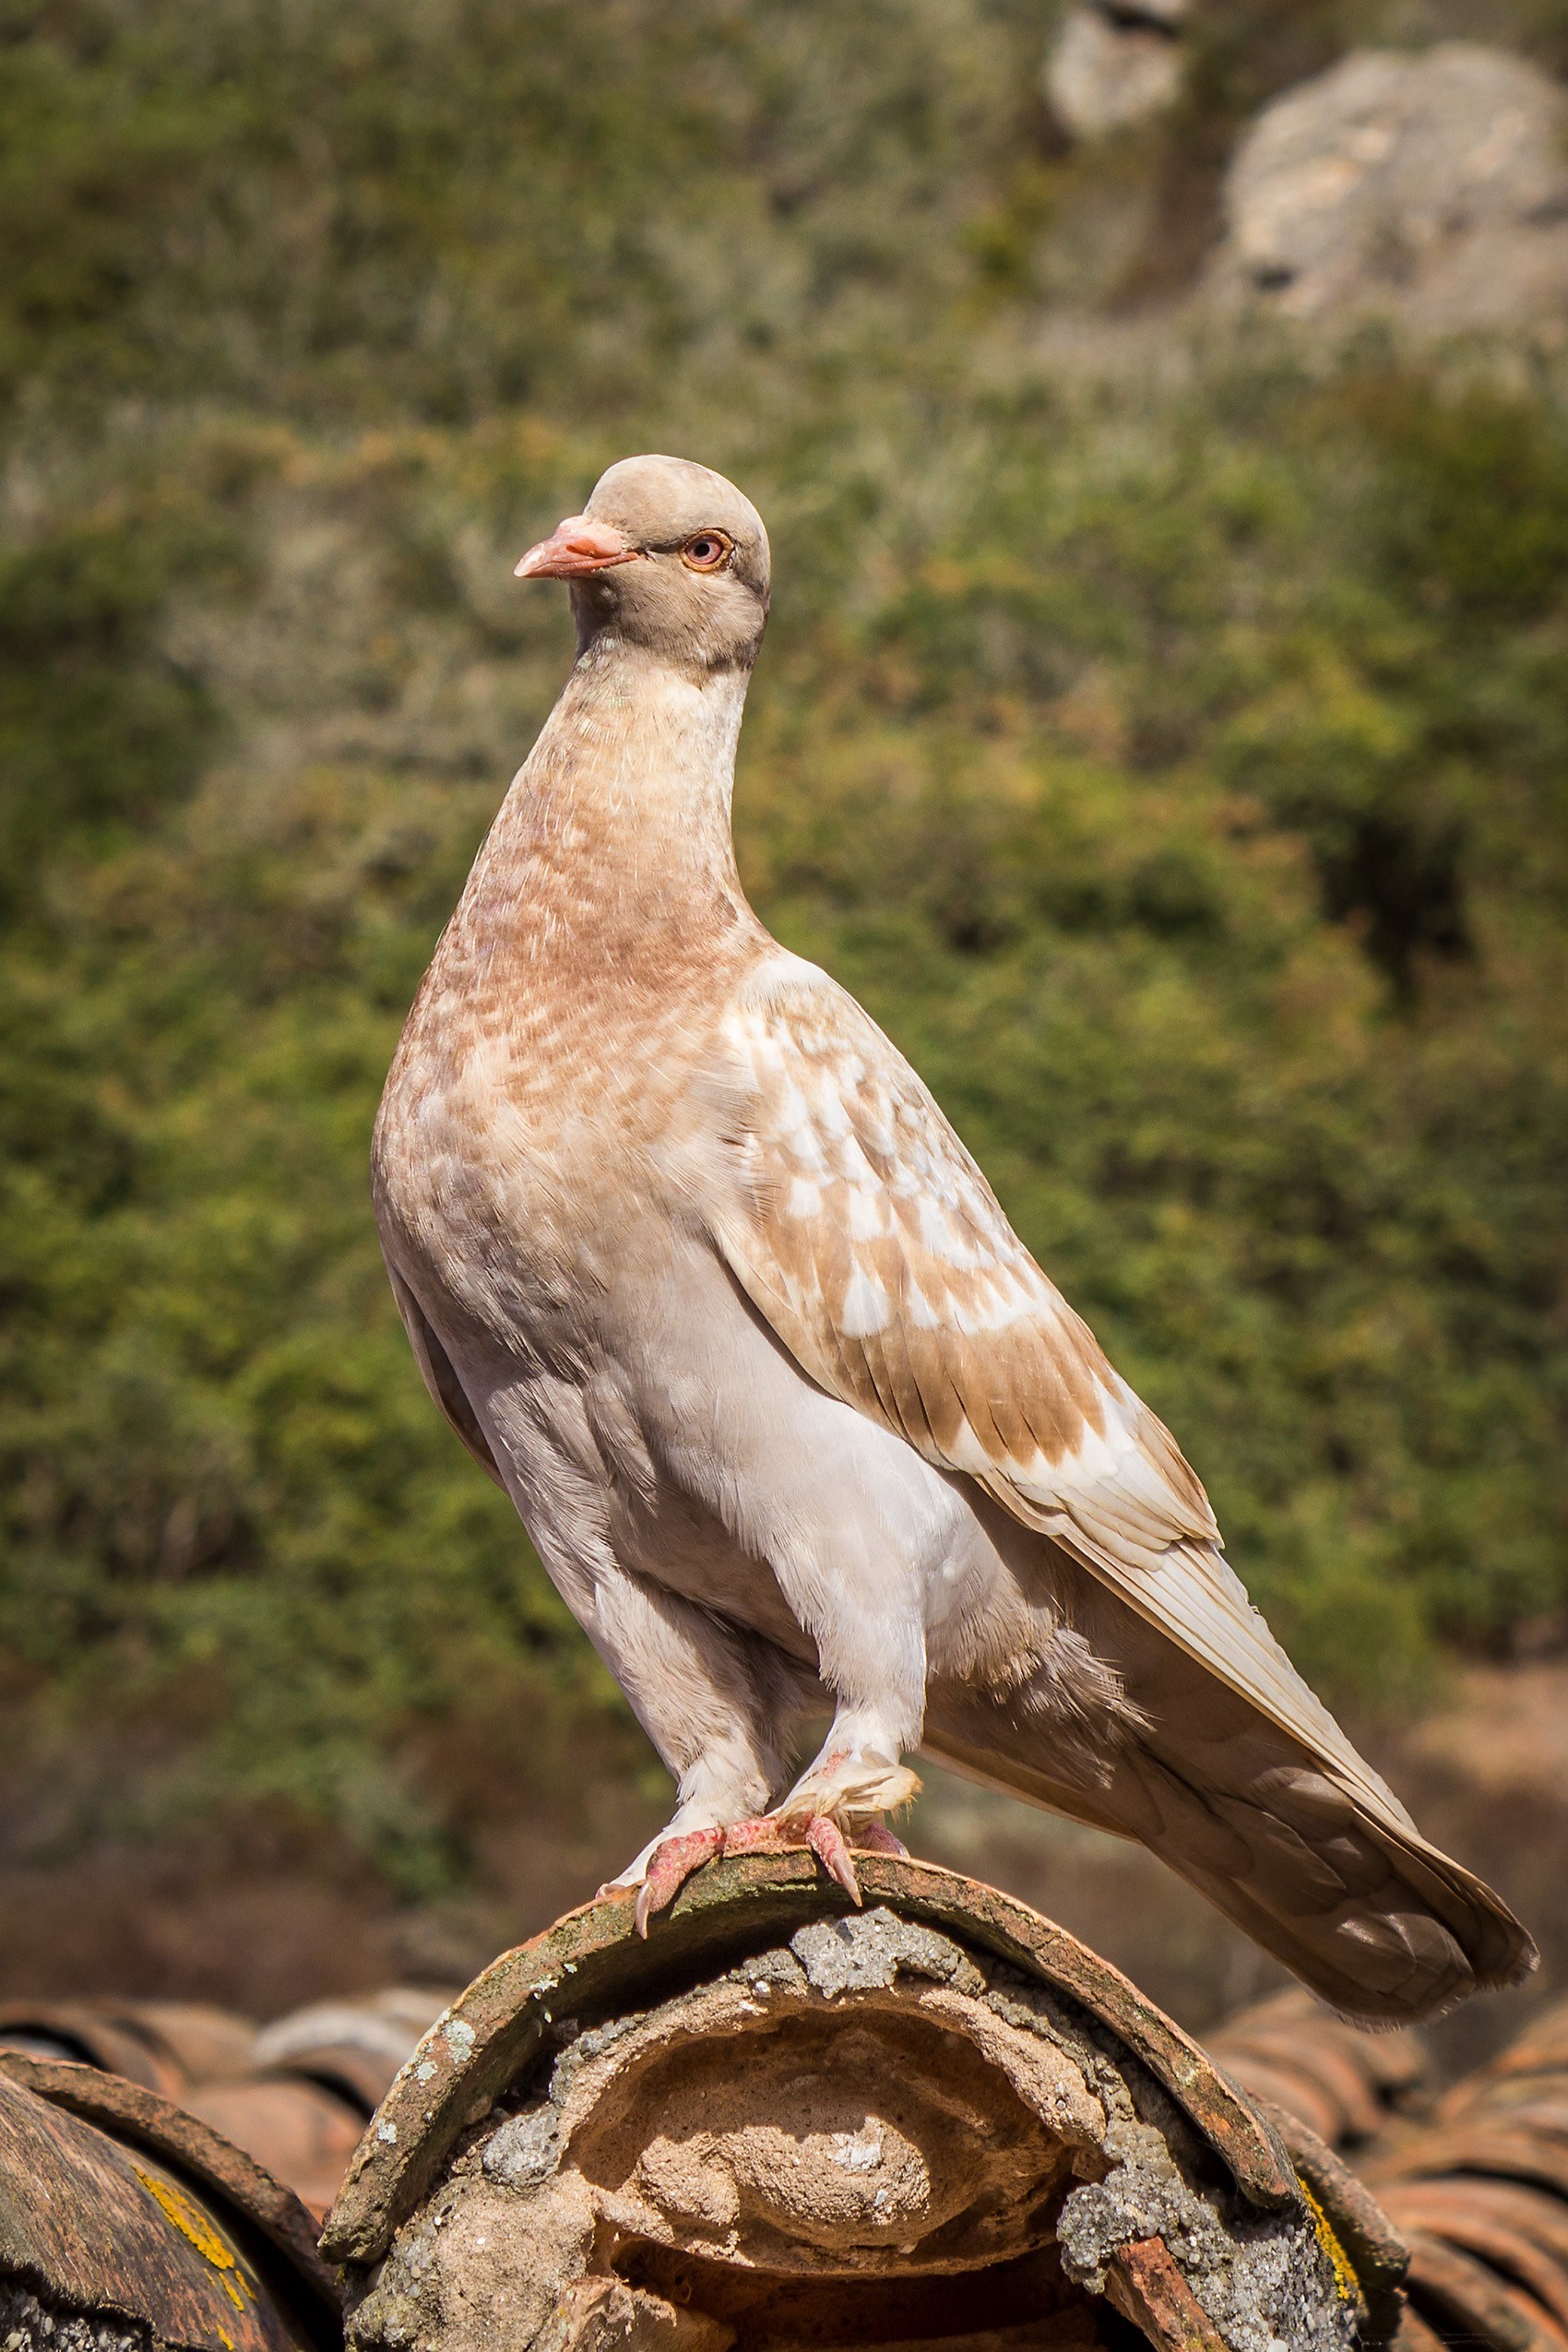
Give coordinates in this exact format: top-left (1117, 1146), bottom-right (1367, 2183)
top-left (2, 0), bottom-right (1566, 1897)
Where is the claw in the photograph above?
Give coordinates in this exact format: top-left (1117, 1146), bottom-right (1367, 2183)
top-left (634, 1824), bottom-right (724, 1937)
top-left (804, 1813), bottom-right (862, 1904)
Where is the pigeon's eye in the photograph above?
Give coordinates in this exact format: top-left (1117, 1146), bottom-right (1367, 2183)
top-left (681, 531), bottom-right (732, 573)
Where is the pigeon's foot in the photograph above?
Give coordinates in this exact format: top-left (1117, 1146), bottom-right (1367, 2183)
top-left (629, 1804), bottom-right (912, 1938)
top-left (782, 1746), bottom-right (921, 1827)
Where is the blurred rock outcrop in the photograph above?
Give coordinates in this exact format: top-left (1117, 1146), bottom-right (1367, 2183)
top-left (1045, 0), bottom-right (1190, 140)
top-left (1209, 43), bottom-right (1568, 339)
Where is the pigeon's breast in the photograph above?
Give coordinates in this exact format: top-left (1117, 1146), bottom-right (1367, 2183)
top-left (372, 960), bottom-right (707, 1349)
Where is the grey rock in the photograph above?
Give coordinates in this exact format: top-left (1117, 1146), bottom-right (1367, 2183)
top-left (482, 2102), bottom-right (561, 2192)
top-left (1059, 2116), bottom-right (1354, 2352)
top-left (1046, 5), bottom-right (1187, 142)
top-left (789, 1907), bottom-right (985, 1997)
top-left (0, 2286), bottom-right (148, 2352)
top-left (1211, 42), bottom-right (1568, 339)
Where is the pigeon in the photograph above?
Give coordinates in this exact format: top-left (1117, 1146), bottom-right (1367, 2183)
top-left (372, 454), bottom-right (1535, 2022)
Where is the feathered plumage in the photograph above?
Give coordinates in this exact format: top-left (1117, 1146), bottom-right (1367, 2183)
top-left (372, 454), bottom-right (1534, 2023)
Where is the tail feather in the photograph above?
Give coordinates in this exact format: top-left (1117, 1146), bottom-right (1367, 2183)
top-left (923, 1629), bottom-right (1536, 2026)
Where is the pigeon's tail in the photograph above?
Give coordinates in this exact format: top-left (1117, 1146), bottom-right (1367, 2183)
top-left (922, 1669), bottom-right (1536, 2028)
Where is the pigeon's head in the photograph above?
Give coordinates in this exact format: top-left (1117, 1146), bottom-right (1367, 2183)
top-left (515, 455), bottom-right (770, 672)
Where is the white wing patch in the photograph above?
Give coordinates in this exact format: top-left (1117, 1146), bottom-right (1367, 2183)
top-left (840, 1265), bottom-right (892, 1336)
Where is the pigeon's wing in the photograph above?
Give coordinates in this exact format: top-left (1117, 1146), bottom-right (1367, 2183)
top-left (702, 953), bottom-right (1398, 1832)
top-left (698, 954), bottom-right (1534, 2022)
top-left (385, 1261), bottom-right (506, 1489)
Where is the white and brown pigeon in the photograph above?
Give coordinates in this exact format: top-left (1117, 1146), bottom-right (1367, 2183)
top-left (372, 454), bottom-right (1534, 2022)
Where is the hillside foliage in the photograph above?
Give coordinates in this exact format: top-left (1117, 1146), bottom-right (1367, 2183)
top-left (2, 0), bottom-right (1567, 1890)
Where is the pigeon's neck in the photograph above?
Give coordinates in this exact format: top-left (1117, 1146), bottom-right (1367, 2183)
top-left (457, 635), bottom-right (758, 976)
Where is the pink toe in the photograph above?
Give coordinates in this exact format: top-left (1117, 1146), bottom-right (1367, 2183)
top-left (717, 1816), bottom-right (790, 1859)
top-left (634, 1824), bottom-right (724, 1936)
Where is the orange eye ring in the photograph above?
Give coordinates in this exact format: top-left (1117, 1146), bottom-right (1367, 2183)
top-left (681, 530), bottom-right (733, 573)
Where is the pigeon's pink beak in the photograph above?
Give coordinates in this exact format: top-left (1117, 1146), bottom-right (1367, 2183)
top-left (514, 516), bottom-right (641, 579)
